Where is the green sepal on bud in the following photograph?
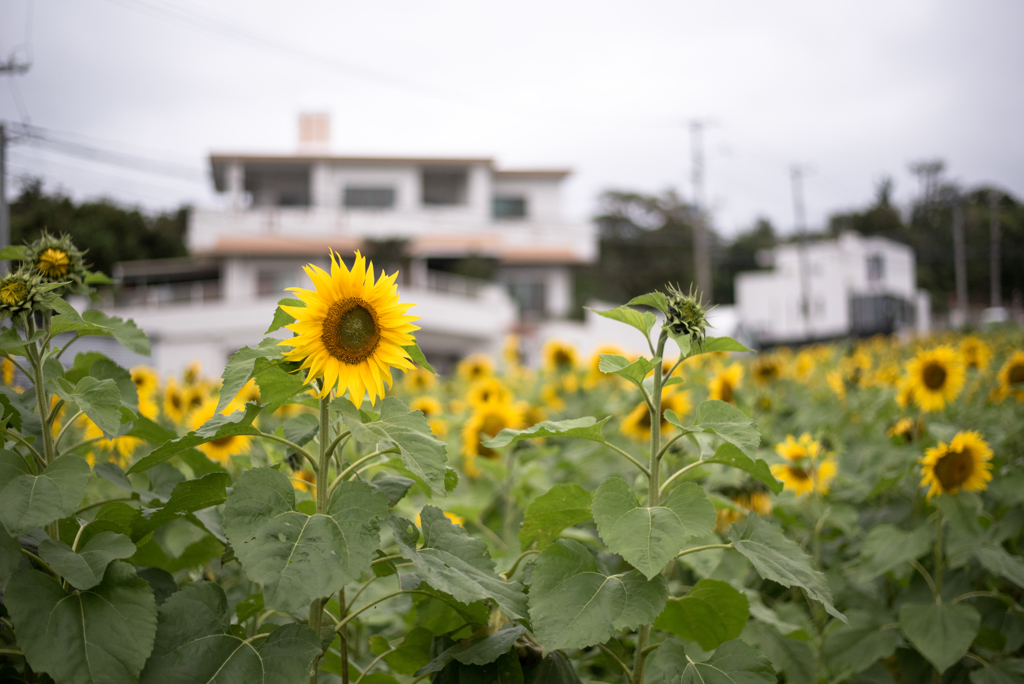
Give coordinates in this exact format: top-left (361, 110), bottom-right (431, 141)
top-left (22, 231), bottom-right (89, 295)
top-left (663, 283), bottom-right (711, 346)
top-left (0, 267), bottom-right (50, 320)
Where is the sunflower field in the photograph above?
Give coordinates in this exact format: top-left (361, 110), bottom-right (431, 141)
top-left (1, 238), bottom-right (1023, 684)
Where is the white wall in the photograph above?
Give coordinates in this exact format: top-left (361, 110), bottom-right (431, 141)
top-left (491, 177), bottom-right (563, 222)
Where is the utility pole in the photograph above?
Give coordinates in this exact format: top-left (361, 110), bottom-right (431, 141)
top-left (989, 190), bottom-right (1001, 308)
top-left (952, 197), bottom-right (968, 326)
top-left (0, 124), bottom-right (8, 273)
top-left (690, 120), bottom-right (713, 303)
top-left (790, 165), bottom-right (812, 338)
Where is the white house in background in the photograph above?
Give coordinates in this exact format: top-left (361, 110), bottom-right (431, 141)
top-left (99, 116), bottom-right (597, 375)
top-left (735, 231), bottom-right (929, 347)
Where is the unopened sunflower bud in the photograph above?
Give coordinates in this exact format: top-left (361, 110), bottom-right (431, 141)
top-left (664, 283), bottom-right (710, 345)
top-left (23, 232), bottom-right (88, 293)
top-left (0, 268), bottom-right (48, 319)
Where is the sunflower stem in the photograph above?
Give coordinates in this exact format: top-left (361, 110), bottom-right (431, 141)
top-left (934, 513), bottom-right (945, 603)
top-left (308, 395), bottom-right (332, 683)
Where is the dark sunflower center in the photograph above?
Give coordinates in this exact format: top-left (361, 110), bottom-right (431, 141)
top-left (170, 393), bottom-right (182, 409)
top-left (922, 362), bottom-right (947, 390)
top-left (1009, 363), bottom-right (1024, 385)
top-left (481, 414), bottom-right (507, 437)
top-left (787, 466), bottom-right (810, 481)
top-left (720, 381), bottom-right (733, 404)
top-left (554, 350), bottom-right (572, 366)
top-left (211, 435), bottom-right (236, 448)
top-left (322, 299), bottom-right (381, 364)
top-left (934, 448), bottom-right (973, 490)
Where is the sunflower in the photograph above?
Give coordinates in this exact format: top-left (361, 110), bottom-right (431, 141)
top-left (502, 334), bottom-right (523, 366)
top-left (189, 398), bottom-right (254, 465)
top-left (404, 367), bottom-right (436, 393)
top-left (540, 383), bottom-right (565, 412)
top-left (751, 354), bottom-right (782, 386)
top-left (775, 433), bottom-right (823, 462)
top-left (827, 369), bottom-right (846, 401)
top-left (182, 360), bottom-right (203, 385)
top-left (415, 511), bottom-right (465, 528)
top-left (960, 336), bottom-right (992, 371)
top-left (770, 457), bottom-right (837, 497)
top-left (714, 485), bottom-right (773, 533)
top-left (905, 346), bottom-right (965, 412)
top-left (587, 344), bottom-right (625, 377)
top-left (619, 389), bottom-right (691, 442)
top-left (919, 430), bottom-right (993, 498)
top-left (410, 396), bottom-right (443, 418)
top-left (131, 366), bottom-right (159, 399)
top-left (1, 357), bottom-right (13, 386)
top-left (887, 417), bottom-right (922, 443)
top-left (467, 378), bottom-right (512, 408)
top-left (280, 251), bottom-right (420, 405)
top-left (457, 354), bottom-right (494, 383)
top-left (993, 351), bottom-right (1024, 403)
top-left (23, 232), bottom-right (88, 292)
top-left (708, 363), bottom-right (743, 404)
top-left (292, 469), bottom-right (316, 496)
top-left (76, 414), bottom-right (141, 468)
top-left (461, 402), bottom-right (523, 478)
top-left (222, 378), bottom-right (261, 414)
top-left (542, 339), bottom-right (577, 373)
top-left (162, 377), bottom-right (188, 423)
top-left (791, 350), bottom-right (816, 380)
top-left (428, 419), bottom-right (449, 440)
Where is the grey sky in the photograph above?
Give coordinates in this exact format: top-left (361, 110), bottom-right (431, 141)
top-left (2, 0), bottom-right (1022, 236)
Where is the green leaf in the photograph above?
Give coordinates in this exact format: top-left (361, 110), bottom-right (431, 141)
top-left (970, 659), bottom-right (1024, 684)
top-left (222, 467), bottom-right (388, 612)
top-left (648, 638), bottom-right (775, 684)
top-left (336, 397), bottom-right (449, 495)
top-left (126, 403), bottom-right (263, 475)
top-left (395, 506), bottom-right (528, 620)
top-left (38, 531), bottom-right (136, 590)
top-left (0, 245), bottom-right (26, 261)
top-left (598, 354), bottom-right (657, 387)
top-left (215, 337), bottom-right (288, 415)
top-left (82, 310), bottom-right (152, 356)
top-left (381, 626), bottom-right (433, 674)
top-left (690, 336), bottom-right (753, 355)
top-left (368, 473), bottom-right (415, 507)
top-left (131, 472), bottom-right (231, 538)
top-left (742, 623), bottom-right (815, 684)
top-left (0, 522), bottom-right (21, 590)
top-left (88, 357), bottom-right (139, 410)
top-left (0, 451), bottom-right (91, 535)
top-left (251, 356), bottom-right (306, 410)
top-left (455, 624), bottom-right (527, 666)
top-left (665, 400), bottom-right (760, 459)
top-left (518, 483), bottom-right (594, 550)
top-left (404, 342), bottom-right (436, 374)
top-left (483, 416), bottom-right (610, 449)
top-left (85, 270), bottom-right (114, 285)
top-left (728, 515), bottom-right (844, 621)
top-left (822, 609), bottom-right (900, 675)
top-left (588, 304), bottom-right (657, 337)
top-left (52, 376), bottom-right (122, 437)
top-left (628, 292), bottom-right (669, 314)
top-left (899, 601), bottom-right (980, 674)
top-left (592, 478), bottom-right (716, 579)
top-left (702, 443), bottom-right (783, 495)
top-left (854, 524), bottom-right (932, 580)
top-left (139, 581), bottom-right (320, 684)
top-left (527, 538), bottom-right (667, 651)
top-left (283, 412), bottom-right (319, 447)
top-left (125, 414), bottom-right (178, 445)
top-left (6, 562), bottom-right (158, 684)
top-left (0, 325), bottom-right (43, 355)
top-left (266, 297), bottom-right (302, 334)
top-left (975, 544), bottom-right (1024, 589)
top-left (653, 579), bottom-right (749, 650)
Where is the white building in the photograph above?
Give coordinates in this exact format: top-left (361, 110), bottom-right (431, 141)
top-left (735, 232), bottom-right (929, 346)
top-left (100, 117), bottom-right (597, 375)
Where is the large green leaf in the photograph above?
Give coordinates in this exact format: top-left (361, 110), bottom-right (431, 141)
top-left (404, 342), bottom-right (436, 374)
top-left (0, 451), bottom-right (91, 535)
top-left (728, 515), bottom-right (844, 621)
top-left (975, 544), bottom-right (1024, 590)
top-left (653, 579), bottom-right (749, 649)
top-left (38, 531), bottom-right (136, 590)
top-left (899, 601), bottom-right (980, 674)
top-left (52, 376), bottom-right (123, 437)
top-left (0, 522), bottom-right (21, 590)
top-left (592, 478), bottom-right (716, 579)
top-left (701, 443), bottom-right (782, 495)
top-left (6, 562), bottom-right (158, 684)
top-left (139, 581), bottom-right (320, 684)
top-left (665, 400), bottom-right (760, 458)
top-left (628, 292), bottom-right (669, 314)
top-left (970, 659), bottom-right (1024, 684)
top-left (587, 304), bottom-right (657, 337)
top-left (518, 483), bottom-right (594, 550)
top-left (598, 354), bottom-right (657, 387)
top-left (527, 538), bottom-right (667, 651)
top-left (126, 403), bottom-right (263, 475)
top-left (455, 624), bottom-right (527, 666)
top-left (0, 326), bottom-right (44, 356)
top-left (266, 296), bottom-right (302, 334)
top-left (82, 310), bottom-right (152, 356)
top-left (647, 638), bottom-right (775, 684)
top-left (690, 336), bottom-right (753, 355)
top-left (854, 524), bottom-right (932, 580)
top-left (371, 627), bottom-right (433, 674)
top-left (483, 416), bottom-right (610, 449)
top-left (252, 357), bottom-right (307, 410)
top-left (131, 472), bottom-right (230, 538)
top-left (822, 609), bottom-right (899, 675)
top-left (215, 337), bottom-right (290, 415)
top-left (396, 507), bottom-right (528, 620)
top-left (222, 467), bottom-right (388, 612)
top-left (336, 397), bottom-right (449, 495)
top-left (742, 623), bottom-right (815, 684)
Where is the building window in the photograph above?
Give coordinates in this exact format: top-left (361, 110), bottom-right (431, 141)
top-left (422, 168), bottom-right (468, 206)
top-left (867, 254), bottom-right (885, 281)
top-left (257, 268), bottom-right (302, 296)
top-left (277, 191), bottom-right (310, 207)
top-left (492, 196), bottom-right (527, 219)
top-left (508, 281), bottom-right (546, 320)
top-left (344, 186), bottom-right (396, 209)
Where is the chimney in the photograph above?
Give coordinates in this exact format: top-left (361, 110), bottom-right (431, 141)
top-left (298, 112), bottom-right (330, 153)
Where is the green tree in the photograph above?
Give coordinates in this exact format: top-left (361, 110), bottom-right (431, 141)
top-left (715, 217), bottom-right (778, 304)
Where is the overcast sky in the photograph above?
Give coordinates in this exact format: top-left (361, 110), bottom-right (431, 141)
top-left (2, 0), bottom-right (1022, 236)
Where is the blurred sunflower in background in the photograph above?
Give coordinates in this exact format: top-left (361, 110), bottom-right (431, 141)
top-left (919, 430), bottom-right (992, 498)
top-left (458, 354), bottom-right (494, 383)
top-left (404, 367), bottom-right (436, 393)
top-left (411, 396), bottom-right (448, 438)
top-left (619, 389), bottom-right (691, 441)
top-left (709, 363), bottom-right (743, 404)
top-left (467, 377), bottom-right (512, 408)
top-left (461, 402), bottom-right (523, 478)
top-left (751, 354), bottom-right (782, 386)
top-left (222, 377), bottom-right (261, 414)
top-left (959, 335), bottom-right (992, 371)
top-left (770, 433), bottom-right (836, 497)
top-left (189, 398), bottom-right (254, 465)
top-left (280, 250), bottom-right (420, 405)
top-left (905, 345), bottom-right (965, 412)
top-left (163, 377), bottom-right (188, 424)
top-left (542, 339), bottom-right (577, 373)
top-left (993, 351), bottom-right (1024, 402)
